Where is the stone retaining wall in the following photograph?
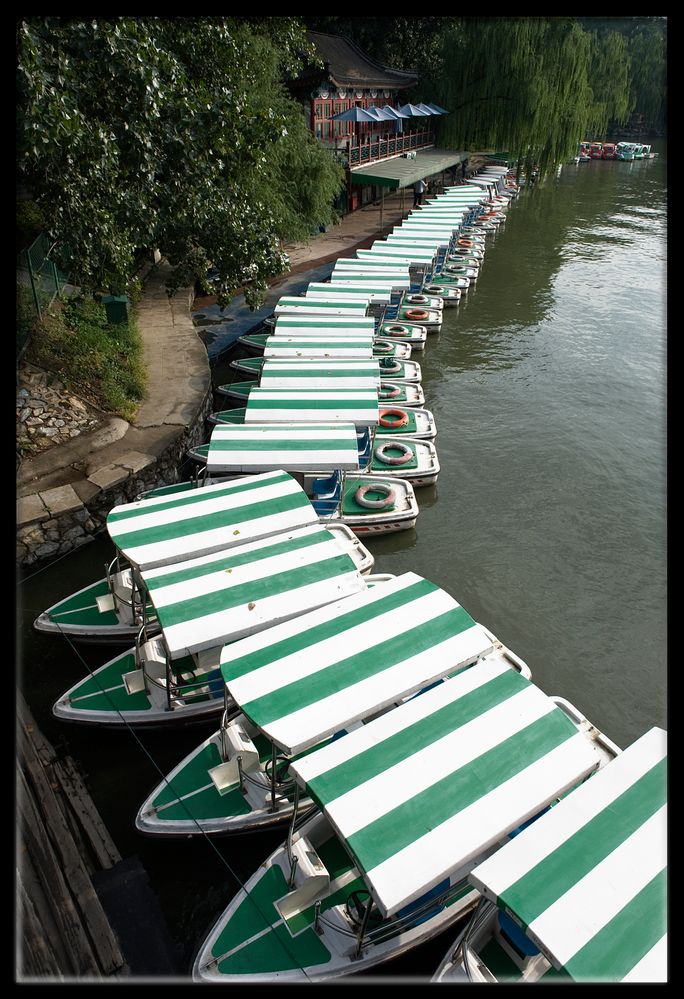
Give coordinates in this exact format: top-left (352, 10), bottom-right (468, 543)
top-left (17, 267), bottom-right (213, 569)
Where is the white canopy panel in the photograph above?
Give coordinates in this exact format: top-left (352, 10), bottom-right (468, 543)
top-left (244, 387), bottom-right (379, 427)
top-left (222, 572), bottom-right (494, 755)
top-left (141, 524), bottom-right (366, 659)
top-left (469, 726), bottom-right (667, 982)
top-left (291, 661), bottom-right (603, 918)
top-left (206, 422), bottom-right (360, 474)
top-left (106, 470), bottom-right (318, 570)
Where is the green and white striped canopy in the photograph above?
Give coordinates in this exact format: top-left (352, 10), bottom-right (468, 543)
top-left (263, 337), bottom-right (374, 359)
top-left (331, 268), bottom-right (410, 285)
top-left (290, 660), bottom-right (603, 918)
top-left (306, 282), bottom-right (393, 303)
top-left (260, 360), bottom-right (381, 388)
top-left (274, 296), bottom-right (369, 316)
top-left (274, 315), bottom-right (376, 335)
top-left (469, 726), bottom-right (667, 982)
top-left (206, 422), bottom-right (360, 474)
top-left (140, 524), bottom-right (366, 659)
top-left (244, 388), bottom-right (379, 427)
top-left (106, 470), bottom-right (318, 570)
top-left (221, 572), bottom-right (494, 755)
top-left (335, 257), bottom-right (412, 270)
top-left (358, 245), bottom-right (435, 263)
top-left (387, 232), bottom-right (454, 246)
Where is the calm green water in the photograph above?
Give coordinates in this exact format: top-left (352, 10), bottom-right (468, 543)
top-left (17, 145), bottom-right (666, 979)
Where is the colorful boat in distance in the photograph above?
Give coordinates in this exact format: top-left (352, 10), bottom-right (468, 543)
top-left (616, 142), bottom-right (637, 160)
top-left (433, 726), bottom-right (666, 983)
top-left (135, 572), bottom-right (504, 837)
top-left (589, 142), bottom-right (604, 159)
top-left (602, 142), bottom-right (617, 159)
top-left (51, 522), bottom-right (369, 728)
top-left (33, 470), bottom-right (323, 644)
top-left (192, 661), bottom-right (620, 982)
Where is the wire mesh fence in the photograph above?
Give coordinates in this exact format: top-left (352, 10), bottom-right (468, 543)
top-left (17, 233), bottom-right (71, 361)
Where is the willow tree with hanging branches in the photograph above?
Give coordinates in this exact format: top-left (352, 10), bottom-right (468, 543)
top-left (432, 17), bottom-right (633, 179)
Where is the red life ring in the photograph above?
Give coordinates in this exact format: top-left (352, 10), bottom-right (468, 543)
top-left (385, 324), bottom-right (411, 336)
top-left (406, 295), bottom-right (429, 305)
top-left (373, 340), bottom-right (393, 354)
top-left (354, 482), bottom-right (397, 510)
top-left (404, 308), bottom-right (429, 321)
top-left (457, 238), bottom-right (473, 247)
top-left (379, 408), bottom-right (409, 429)
top-left (379, 382), bottom-right (402, 400)
top-left (379, 358), bottom-right (401, 374)
top-left (374, 441), bottom-right (413, 466)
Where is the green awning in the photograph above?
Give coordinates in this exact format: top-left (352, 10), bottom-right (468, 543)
top-left (350, 148), bottom-right (467, 189)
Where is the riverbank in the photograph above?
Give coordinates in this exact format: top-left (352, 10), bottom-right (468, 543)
top-left (16, 177), bottom-right (483, 568)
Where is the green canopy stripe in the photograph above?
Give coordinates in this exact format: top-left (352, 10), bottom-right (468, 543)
top-left (344, 711), bottom-right (577, 875)
top-left (109, 490), bottom-right (308, 552)
top-left (500, 757), bottom-right (667, 928)
top-left (305, 667), bottom-right (528, 807)
top-left (153, 553), bottom-right (356, 628)
top-left (561, 868), bottom-right (667, 982)
top-left (239, 605), bottom-right (476, 727)
top-left (222, 575), bottom-right (439, 685)
top-left (107, 469), bottom-right (292, 525)
top-left (144, 526), bottom-right (335, 593)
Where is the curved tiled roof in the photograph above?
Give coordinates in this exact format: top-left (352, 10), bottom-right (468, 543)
top-left (304, 31), bottom-right (418, 90)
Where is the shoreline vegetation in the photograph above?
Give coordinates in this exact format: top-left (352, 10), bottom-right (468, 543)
top-left (23, 296), bottom-right (146, 423)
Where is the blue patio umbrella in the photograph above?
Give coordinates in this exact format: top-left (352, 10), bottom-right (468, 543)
top-left (415, 102), bottom-right (439, 115)
top-left (330, 106), bottom-right (378, 123)
top-left (364, 106), bottom-right (398, 122)
top-left (426, 102), bottom-right (449, 114)
top-left (380, 106), bottom-right (410, 119)
top-left (396, 103), bottom-right (431, 117)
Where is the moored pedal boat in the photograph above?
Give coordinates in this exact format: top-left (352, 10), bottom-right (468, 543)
top-left (52, 522), bottom-right (368, 728)
top-left (192, 660), bottom-right (619, 982)
top-left (433, 725), bottom-right (666, 983)
top-left (136, 573), bottom-right (499, 836)
top-left (34, 470), bottom-right (320, 644)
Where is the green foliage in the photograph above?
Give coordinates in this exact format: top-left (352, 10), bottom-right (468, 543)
top-left (25, 296), bottom-right (146, 420)
top-left (17, 17), bottom-right (342, 309)
top-left (627, 22), bottom-right (666, 130)
top-left (16, 201), bottom-right (45, 254)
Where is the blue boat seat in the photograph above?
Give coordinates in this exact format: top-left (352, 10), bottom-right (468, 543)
top-left (396, 878), bottom-right (450, 927)
top-left (312, 471), bottom-right (340, 499)
top-left (498, 911), bottom-right (540, 957)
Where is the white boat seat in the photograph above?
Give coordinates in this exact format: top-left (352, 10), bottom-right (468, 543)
top-left (208, 723), bottom-right (260, 794)
top-left (274, 837), bottom-right (331, 924)
top-left (122, 669), bottom-right (146, 696)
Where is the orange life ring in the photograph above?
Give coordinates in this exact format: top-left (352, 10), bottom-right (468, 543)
top-left (404, 308), bottom-right (429, 321)
top-left (457, 238), bottom-right (473, 247)
top-left (379, 408), bottom-right (409, 429)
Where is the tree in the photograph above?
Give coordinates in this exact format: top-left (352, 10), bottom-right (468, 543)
top-left (17, 17), bottom-right (345, 307)
top-left (431, 17), bottom-right (635, 178)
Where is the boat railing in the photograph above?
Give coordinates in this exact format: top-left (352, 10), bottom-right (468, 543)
top-left (364, 876), bottom-right (474, 949)
top-left (456, 896), bottom-right (498, 982)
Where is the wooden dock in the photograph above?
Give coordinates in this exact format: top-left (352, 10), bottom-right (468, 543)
top-left (16, 690), bottom-right (128, 980)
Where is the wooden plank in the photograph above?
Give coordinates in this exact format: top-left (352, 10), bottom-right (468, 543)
top-left (53, 757), bottom-right (122, 870)
top-left (17, 865), bottom-right (65, 978)
top-left (17, 763), bottom-right (101, 976)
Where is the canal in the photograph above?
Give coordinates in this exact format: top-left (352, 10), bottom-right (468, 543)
top-left (17, 144), bottom-right (667, 980)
